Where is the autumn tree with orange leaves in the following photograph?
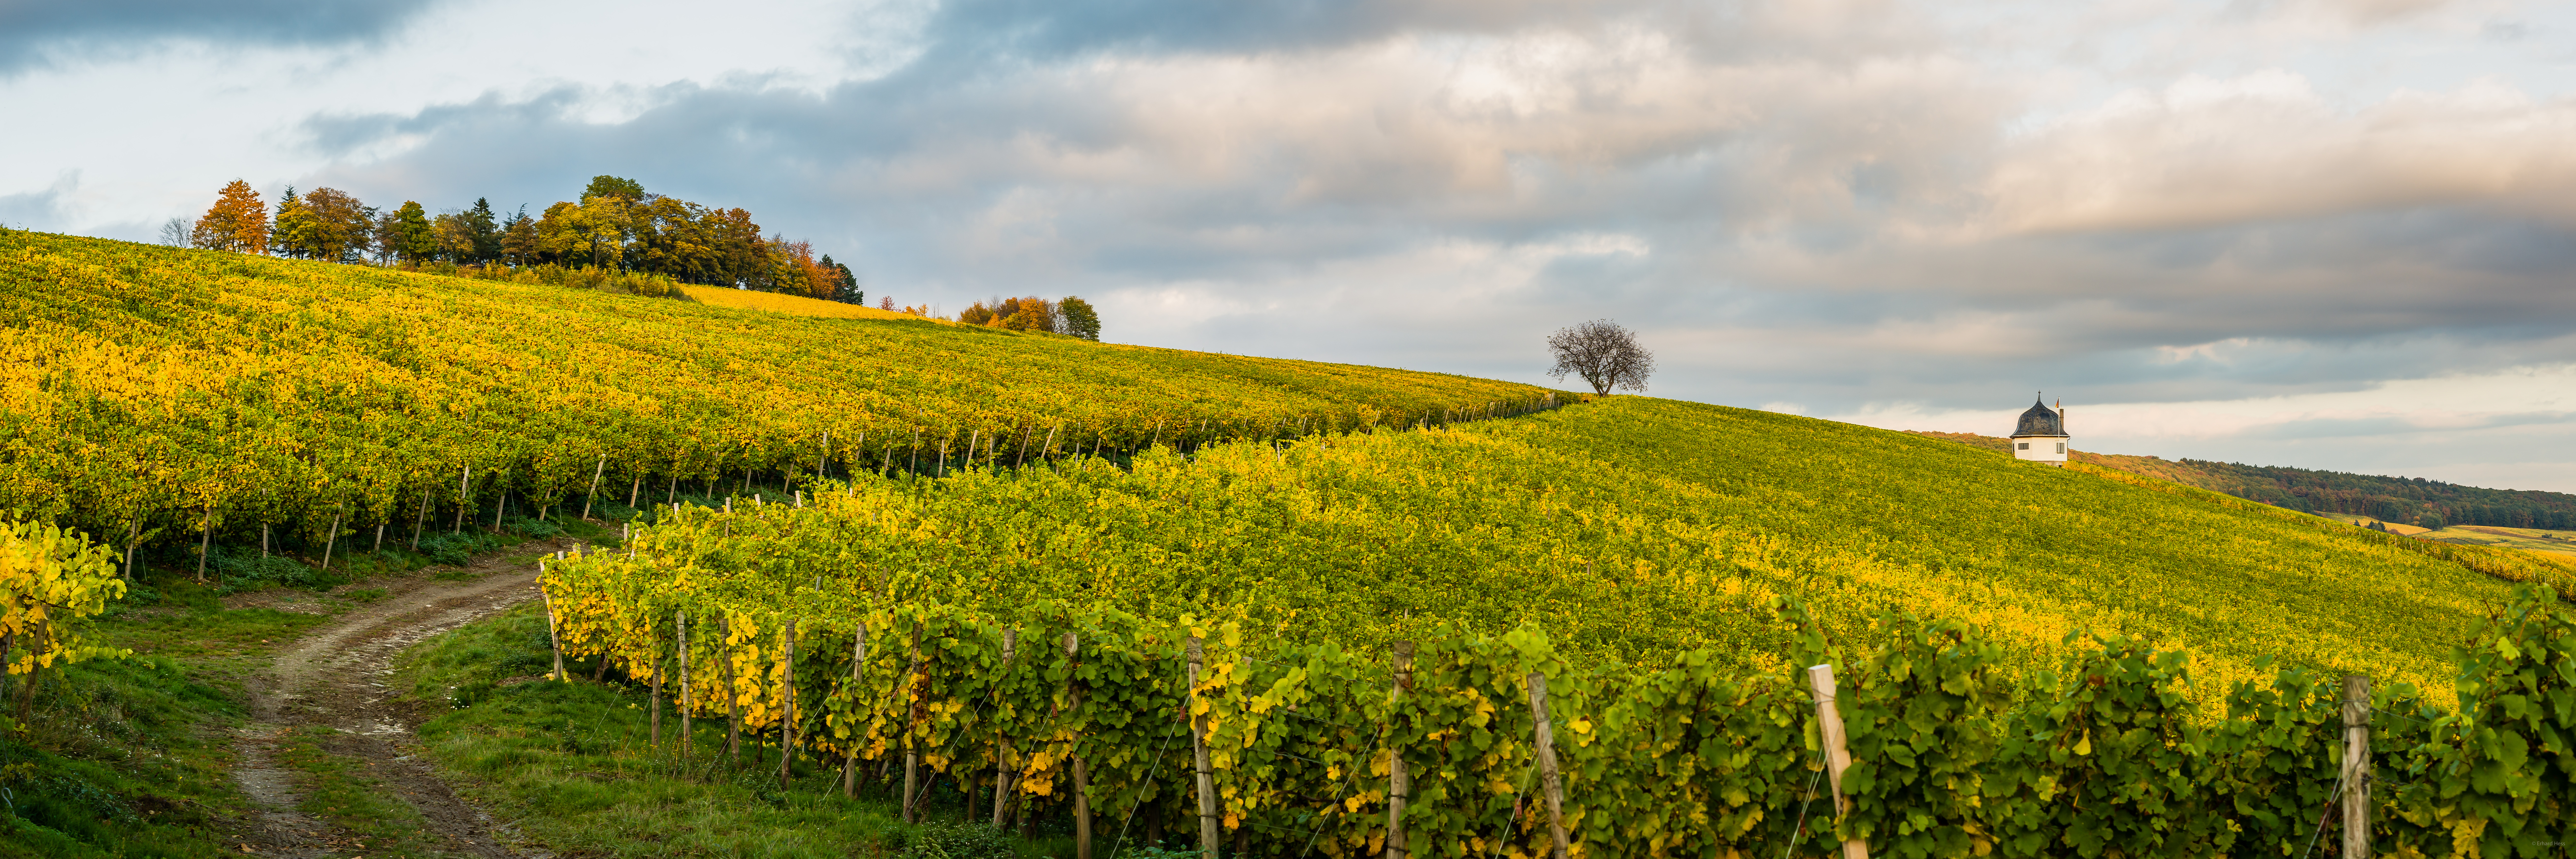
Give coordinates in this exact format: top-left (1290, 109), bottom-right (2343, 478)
top-left (190, 180), bottom-right (268, 253)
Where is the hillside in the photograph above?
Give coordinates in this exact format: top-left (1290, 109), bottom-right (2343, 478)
top-left (14, 236), bottom-right (2576, 856)
top-left (0, 230), bottom-right (1549, 556)
top-left (1906, 430), bottom-right (2576, 530)
top-left (8, 228), bottom-right (2563, 694)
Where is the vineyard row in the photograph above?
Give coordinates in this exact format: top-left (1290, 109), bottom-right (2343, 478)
top-left (540, 532), bottom-right (2576, 859)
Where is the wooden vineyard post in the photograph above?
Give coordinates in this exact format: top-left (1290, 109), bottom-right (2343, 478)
top-left (903, 622), bottom-right (925, 823)
top-left (723, 617), bottom-right (742, 763)
top-left (2344, 675), bottom-right (2372, 859)
top-left (1066, 631), bottom-right (1092, 859)
top-left (411, 486), bottom-right (428, 551)
top-left (320, 512), bottom-right (341, 569)
top-left (679, 611), bottom-right (692, 759)
top-left (1387, 640), bottom-right (1416, 859)
top-left (628, 473), bottom-right (641, 509)
top-left (818, 431), bottom-right (831, 481)
top-left (994, 628), bottom-right (1019, 826)
top-left (371, 523), bottom-right (384, 556)
top-left (541, 561), bottom-right (564, 681)
top-left (197, 510), bottom-right (209, 583)
top-left (1805, 664), bottom-right (1869, 859)
top-left (651, 621), bottom-right (664, 748)
top-left (844, 622), bottom-right (867, 798)
top-left (455, 466), bottom-right (470, 534)
top-left (581, 455), bottom-right (605, 520)
top-left (781, 619), bottom-right (799, 790)
top-left (1187, 636), bottom-right (1220, 859)
top-left (1525, 672), bottom-right (1568, 859)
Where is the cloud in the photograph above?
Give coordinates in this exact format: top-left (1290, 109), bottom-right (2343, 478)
top-left (272, 16), bottom-right (2576, 423)
top-left (1984, 71), bottom-right (2576, 234)
top-left (0, 170), bottom-right (75, 229)
top-left (13, 0), bottom-right (2576, 485)
top-left (0, 0), bottom-right (433, 74)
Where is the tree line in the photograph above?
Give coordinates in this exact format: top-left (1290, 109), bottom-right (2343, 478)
top-left (957, 295), bottom-right (1101, 341)
top-left (2176, 460), bottom-right (2576, 530)
top-left (168, 176), bottom-right (864, 303)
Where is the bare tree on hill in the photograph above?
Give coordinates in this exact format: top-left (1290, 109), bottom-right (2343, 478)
top-left (1546, 319), bottom-right (1655, 395)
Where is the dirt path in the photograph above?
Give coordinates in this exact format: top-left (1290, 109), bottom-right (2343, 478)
top-left (229, 544), bottom-right (564, 858)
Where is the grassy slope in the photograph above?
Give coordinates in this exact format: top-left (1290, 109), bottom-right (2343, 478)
top-left (0, 581), bottom-right (334, 859)
top-left (1555, 398), bottom-right (2536, 699)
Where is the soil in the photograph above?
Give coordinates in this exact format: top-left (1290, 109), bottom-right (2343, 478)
top-left (226, 541), bottom-right (567, 858)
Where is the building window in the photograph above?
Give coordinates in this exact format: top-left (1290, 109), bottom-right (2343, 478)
top-left (2017, 442), bottom-right (2029, 450)
top-left (2056, 443), bottom-right (2066, 454)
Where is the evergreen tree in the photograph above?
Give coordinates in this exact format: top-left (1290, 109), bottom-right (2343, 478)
top-left (393, 201), bottom-right (437, 263)
top-left (270, 186), bottom-right (315, 259)
top-left (465, 198), bottom-right (501, 263)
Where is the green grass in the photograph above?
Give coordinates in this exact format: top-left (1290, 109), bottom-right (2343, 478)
top-left (397, 602), bottom-right (1092, 858)
top-left (0, 510), bottom-right (638, 857)
top-left (0, 575), bottom-right (328, 857)
top-left (268, 725), bottom-right (436, 856)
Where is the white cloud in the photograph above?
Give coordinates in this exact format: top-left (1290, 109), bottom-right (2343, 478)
top-left (1985, 70), bottom-right (2576, 233)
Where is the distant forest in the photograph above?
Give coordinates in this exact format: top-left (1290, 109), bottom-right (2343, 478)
top-left (1906, 431), bottom-right (2576, 530)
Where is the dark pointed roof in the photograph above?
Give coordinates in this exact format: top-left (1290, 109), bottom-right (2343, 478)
top-left (2012, 394), bottom-right (2065, 437)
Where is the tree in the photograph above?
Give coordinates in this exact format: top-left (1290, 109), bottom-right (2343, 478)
top-left (392, 201), bottom-right (436, 263)
top-left (584, 175), bottom-right (645, 202)
top-left (432, 211), bottom-right (476, 261)
top-left (573, 195), bottom-right (631, 269)
top-left (271, 186), bottom-right (315, 258)
top-left (301, 188), bottom-right (373, 263)
top-left (1545, 319), bottom-right (1654, 395)
top-left (500, 207), bottom-right (539, 266)
top-left (191, 179), bottom-right (269, 253)
top-left (1058, 296), bottom-right (1101, 341)
top-left (158, 217), bottom-right (194, 248)
top-left (464, 198), bottom-right (501, 263)
top-left (371, 209), bottom-right (401, 264)
top-left (819, 254), bottom-right (864, 304)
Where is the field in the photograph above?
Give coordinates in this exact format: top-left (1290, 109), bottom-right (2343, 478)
top-left (676, 284), bottom-right (933, 321)
top-left (2413, 523), bottom-right (2576, 555)
top-left (10, 234), bottom-right (2576, 856)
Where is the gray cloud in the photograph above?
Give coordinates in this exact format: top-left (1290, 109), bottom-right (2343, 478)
top-left (0, 0), bottom-right (429, 73)
top-left (0, 170), bottom-right (74, 229)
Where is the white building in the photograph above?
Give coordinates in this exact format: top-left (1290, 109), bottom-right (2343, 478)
top-left (2011, 395), bottom-right (2069, 466)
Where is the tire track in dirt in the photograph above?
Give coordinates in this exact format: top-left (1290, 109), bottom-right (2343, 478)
top-left (229, 544), bottom-right (563, 858)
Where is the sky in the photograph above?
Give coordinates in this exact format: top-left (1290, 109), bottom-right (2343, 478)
top-left (6, 0), bottom-right (2575, 491)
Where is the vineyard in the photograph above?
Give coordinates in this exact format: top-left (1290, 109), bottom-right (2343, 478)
top-left (0, 230), bottom-right (1550, 570)
top-left (533, 428), bottom-right (2576, 857)
top-left (14, 229), bottom-right (2576, 855)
